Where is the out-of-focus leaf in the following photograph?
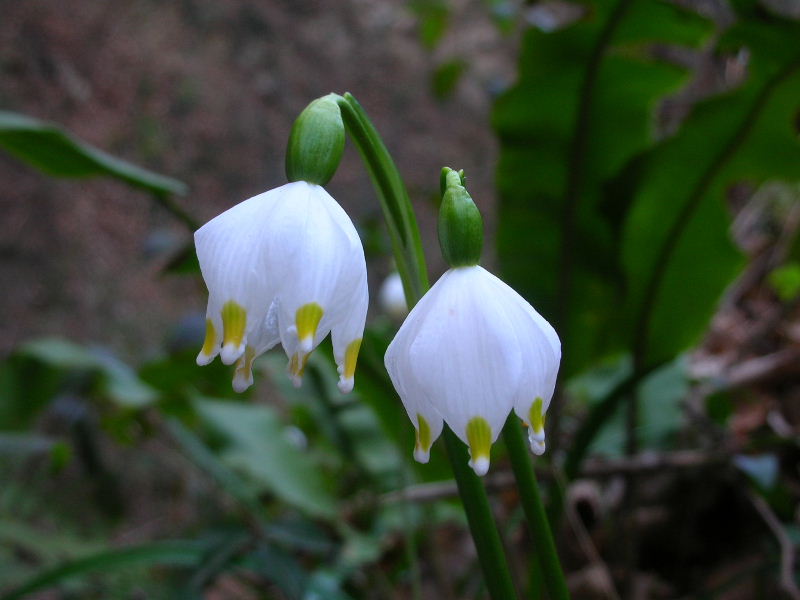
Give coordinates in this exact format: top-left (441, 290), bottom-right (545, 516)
top-left (0, 519), bottom-right (104, 566)
top-left (139, 349), bottom-right (235, 402)
top-left (193, 398), bottom-right (338, 519)
top-left (166, 418), bottom-right (262, 513)
top-left (17, 338), bottom-right (100, 370)
top-left (0, 111), bottom-right (187, 197)
top-left (185, 531), bottom-right (252, 594)
top-left (621, 16), bottom-right (800, 368)
top-left (247, 543), bottom-right (309, 600)
top-left (0, 541), bottom-right (208, 600)
top-left (338, 526), bottom-right (385, 571)
top-left (431, 59), bottom-right (467, 99)
top-left (16, 338), bottom-right (158, 408)
top-left (566, 356), bottom-right (685, 465)
top-left (260, 517), bottom-right (335, 556)
top-left (408, 0), bottom-right (450, 49)
top-left (768, 262), bottom-right (800, 301)
top-left (274, 349), bottom-right (404, 487)
top-left (637, 356), bottom-right (688, 447)
top-left (304, 570), bottom-right (354, 600)
top-left (493, 0), bottom-right (711, 376)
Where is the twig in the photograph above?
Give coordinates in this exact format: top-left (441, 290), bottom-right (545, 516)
top-left (376, 449), bottom-right (730, 506)
top-left (693, 347), bottom-right (800, 397)
top-left (565, 497), bottom-right (621, 600)
top-left (747, 490), bottom-right (800, 600)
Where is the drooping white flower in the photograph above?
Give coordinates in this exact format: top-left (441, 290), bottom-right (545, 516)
top-left (378, 271), bottom-right (408, 320)
top-left (383, 166), bottom-right (560, 475)
top-left (195, 181), bottom-right (368, 394)
top-left (385, 265), bottom-right (560, 475)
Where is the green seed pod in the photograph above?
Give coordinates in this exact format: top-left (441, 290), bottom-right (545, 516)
top-left (285, 94), bottom-right (345, 186)
top-left (438, 167), bottom-right (483, 267)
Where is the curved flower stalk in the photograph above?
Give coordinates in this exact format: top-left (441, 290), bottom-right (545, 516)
top-left (385, 169), bottom-right (560, 475)
top-left (195, 96), bottom-right (368, 393)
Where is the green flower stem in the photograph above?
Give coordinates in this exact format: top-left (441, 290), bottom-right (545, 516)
top-left (503, 420), bottom-right (570, 600)
top-left (443, 427), bottom-right (518, 599)
top-left (338, 91), bottom-right (517, 600)
top-left (334, 93), bottom-right (429, 306)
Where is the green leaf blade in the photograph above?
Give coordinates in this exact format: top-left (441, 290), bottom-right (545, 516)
top-left (0, 111), bottom-right (187, 197)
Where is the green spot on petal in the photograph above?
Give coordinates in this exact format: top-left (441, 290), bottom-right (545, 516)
top-left (201, 319), bottom-right (217, 356)
top-left (466, 417), bottom-right (492, 462)
top-left (528, 397), bottom-right (545, 434)
top-left (221, 301), bottom-right (247, 348)
top-left (296, 303), bottom-right (324, 343)
top-left (343, 338), bottom-right (362, 380)
top-left (416, 413), bottom-right (432, 453)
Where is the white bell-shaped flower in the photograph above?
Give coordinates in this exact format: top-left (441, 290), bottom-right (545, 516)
top-left (378, 271), bottom-right (408, 320)
top-left (385, 266), bottom-right (560, 475)
top-left (195, 181), bottom-right (368, 393)
top-left (385, 167), bottom-right (560, 476)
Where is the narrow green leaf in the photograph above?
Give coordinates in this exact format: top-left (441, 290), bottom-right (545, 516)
top-left (166, 418), bottom-right (263, 514)
top-left (0, 541), bottom-right (207, 600)
top-left (0, 111), bottom-right (187, 197)
top-left (17, 338), bottom-right (158, 408)
top-left (337, 93), bottom-right (430, 305)
top-left (193, 398), bottom-right (338, 519)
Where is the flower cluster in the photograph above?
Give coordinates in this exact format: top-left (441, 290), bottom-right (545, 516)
top-left (384, 170), bottom-right (560, 475)
top-left (195, 181), bottom-right (367, 394)
top-left (195, 95), bottom-right (367, 393)
top-left (193, 96), bottom-right (560, 474)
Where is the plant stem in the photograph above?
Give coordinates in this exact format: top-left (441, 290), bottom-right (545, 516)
top-left (338, 91), bottom-right (517, 600)
top-left (443, 427), bottom-right (518, 600)
top-left (335, 93), bottom-right (429, 306)
top-left (503, 420), bottom-right (570, 600)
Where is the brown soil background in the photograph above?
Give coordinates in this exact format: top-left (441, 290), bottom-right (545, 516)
top-left (0, 0), bottom-right (514, 359)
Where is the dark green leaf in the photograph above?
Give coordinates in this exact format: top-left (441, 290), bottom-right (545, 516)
top-left (0, 111), bottom-right (187, 197)
top-left (622, 18), bottom-right (800, 367)
top-left (493, 0), bottom-right (710, 375)
top-left (0, 541), bottom-right (207, 600)
top-left (17, 338), bottom-right (158, 408)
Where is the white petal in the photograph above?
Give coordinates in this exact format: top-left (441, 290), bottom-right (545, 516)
top-left (481, 269), bottom-right (561, 453)
top-left (231, 299), bottom-right (281, 393)
top-left (196, 306), bottom-right (223, 366)
top-left (407, 267), bottom-right (519, 445)
top-left (268, 184), bottom-right (360, 357)
top-left (385, 290), bottom-right (445, 462)
top-left (194, 187), bottom-right (283, 364)
top-left (330, 265), bottom-right (368, 393)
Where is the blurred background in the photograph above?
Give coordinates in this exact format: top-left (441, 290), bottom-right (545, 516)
top-left (1, 0), bottom-right (800, 598)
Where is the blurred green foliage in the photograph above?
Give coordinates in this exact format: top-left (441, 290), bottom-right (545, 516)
top-left (3, 0), bottom-right (800, 596)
